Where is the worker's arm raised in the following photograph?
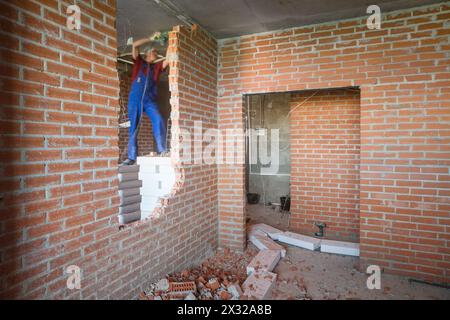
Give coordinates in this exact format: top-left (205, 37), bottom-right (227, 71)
top-left (132, 37), bottom-right (152, 60)
top-left (162, 46), bottom-right (170, 69)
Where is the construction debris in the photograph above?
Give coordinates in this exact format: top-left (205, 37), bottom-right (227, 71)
top-left (320, 239), bottom-right (360, 257)
top-left (277, 231), bottom-right (321, 251)
top-left (246, 250), bottom-right (281, 275)
top-left (247, 223), bottom-right (284, 240)
top-left (169, 281), bottom-right (197, 295)
top-left (227, 284), bottom-right (243, 299)
top-left (206, 278), bottom-right (220, 291)
top-left (219, 290), bottom-right (232, 300)
top-left (140, 276), bottom-right (243, 301)
top-left (184, 292), bottom-right (197, 300)
top-left (139, 247), bottom-right (257, 300)
top-left (247, 228), bottom-right (267, 239)
top-left (249, 234), bottom-right (286, 257)
top-left (156, 278), bottom-right (170, 291)
top-left (242, 270), bottom-right (277, 300)
top-left (138, 224), bottom-right (362, 301)
top-left (242, 223), bottom-right (287, 299)
top-left (274, 230), bottom-right (359, 257)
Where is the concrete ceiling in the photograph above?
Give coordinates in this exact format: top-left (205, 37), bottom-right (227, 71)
top-left (117, 0), bottom-right (442, 48)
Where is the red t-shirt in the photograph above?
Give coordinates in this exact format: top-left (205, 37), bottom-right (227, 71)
top-left (131, 55), bottom-right (164, 83)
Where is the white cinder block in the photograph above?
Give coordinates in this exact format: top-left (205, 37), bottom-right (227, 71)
top-left (246, 250), bottom-right (281, 275)
top-left (139, 182), bottom-right (163, 196)
top-left (136, 156), bottom-right (176, 219)
top-left (277, 231), bottom-right (321, 251)
top-left (139, 165), bottom-right (174, 176)
top-left (320, 239), bottom-right (360, 256)
top-left (137, 156), bottom-right (172, 167)
top-left (249, 234), bottom-right (286, 257)
top-left (139, 173), bottom-right (175, 195)
top-left (248, 223), bottom-right (284, 240)
top-left (242, 271), bottom-right (277, 300)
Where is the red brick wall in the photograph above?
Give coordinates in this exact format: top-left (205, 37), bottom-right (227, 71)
top-left (290, 89), bottom-right (360, 242)
top-left (0, 0), bottom-right (217, 299)
top-left (218, 3), bottom-right (450, 283)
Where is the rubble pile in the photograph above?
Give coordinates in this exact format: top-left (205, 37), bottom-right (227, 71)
top-left (139, 247), bottom-right (259, 300)
top-left (139, 223), bottom-right (334, 300)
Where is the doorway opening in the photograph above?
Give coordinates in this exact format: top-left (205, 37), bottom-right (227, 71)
top-left (244, 87), bottom-right (361, 242)
top-left (244, 92), bottom-right (291, 231)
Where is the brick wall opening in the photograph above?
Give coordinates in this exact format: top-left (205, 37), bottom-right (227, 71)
top-left (246, 93), bottom-right (291, 205)
top-left (243, 88), bottom-right (360, 242)
top-left (115, 23), bottom-right (176, 224)
top-left (117, 61), bottom-right (172, 163)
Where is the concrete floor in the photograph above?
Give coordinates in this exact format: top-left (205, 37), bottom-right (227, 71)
top-left (246, 204), bottom-right (450, 300)
top-left (246, 203), bottom-right (291, 231)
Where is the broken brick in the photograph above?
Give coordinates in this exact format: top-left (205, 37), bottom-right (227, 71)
top-left (169, 281), bottom-right (196, 294)
top-left (181, 269), bottom-right (190, 278)
top-left (196, 276), bottom-right (207, 284)
top-left (220, 290), bottom-right (232, 300)
top-left (249, 234), bottom-right (286, 257)
top-left (246, 249), bottom-right (281, 275)
top-left (206, 278), bottom-right (220, 291)
top-left (242, 270), bottom-right (277, 300)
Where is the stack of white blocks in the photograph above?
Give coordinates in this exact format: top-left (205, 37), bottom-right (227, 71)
top-left (136, 156), bottom-right (176, 220)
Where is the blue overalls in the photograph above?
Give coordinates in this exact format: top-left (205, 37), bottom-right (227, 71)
top-left (127, 61), bottom-right (167, 160)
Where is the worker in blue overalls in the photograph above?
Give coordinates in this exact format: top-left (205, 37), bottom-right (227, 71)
top-left (121, 36), bottom-right (170, 165)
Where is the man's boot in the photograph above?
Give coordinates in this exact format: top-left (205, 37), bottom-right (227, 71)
top-left (121, 159), bottom-right (136, 166)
